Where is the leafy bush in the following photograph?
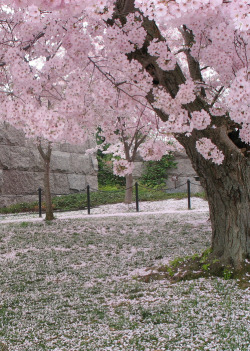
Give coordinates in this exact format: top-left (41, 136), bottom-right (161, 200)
top-left (0, 201), bottom-right (39, 214)
top-left (97, 149), bottom-right (125, 187)
top-left (140, 154), bottom-right (176, 188)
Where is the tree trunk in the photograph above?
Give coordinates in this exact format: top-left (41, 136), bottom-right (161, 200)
top-left (125, 173), bottom-right (133, 204)
top-left (37, 142), bottom-right (54, 221)
top-left (112, 1), bottom-right (250, 268)
top-left (43, 156), bottom-right (54, 221)
top-left (177, 130), bottom-right (250, 269)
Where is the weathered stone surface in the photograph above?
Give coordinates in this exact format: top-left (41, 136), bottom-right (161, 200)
top-left (50, 173), bottom-right (70, 195)
top-left (0, 123), bottom-right (26, 146)
top-left (91, 155), bottom-right (99, 173)
top-left (0, 170), bottom-right (3, 192)
top-left (50, 151), bottom-right (71, 173)
top-left (165, 151), bottom-right (203, 193)
top-left (132, 161), bottom-right (146, 179)
top-left (59, 143), bottom-right (89, 154)
top-left (0, 195), bottom-right (38, 207)
top-left (2, 170), bottom-right (43, 195)
top-left (68, 174), bottom-right (86, 192)
top-left (29, 149), bottom-right (44, 172)
top-left (0, 123), bottom-right (98, 207)
top-left (10, 147), bottom-right (31, 170)
top-left (70, 154), bottom-right (92, 175)
top-left (0, 146), bottom-right (11, 169)
top-left (85, 175), bottom-right (98, 191)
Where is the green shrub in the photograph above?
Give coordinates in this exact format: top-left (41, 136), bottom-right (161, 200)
top-left (140, 154), bottom-right (176, 188)
top-left (97, 150), bottom-right (125, 187)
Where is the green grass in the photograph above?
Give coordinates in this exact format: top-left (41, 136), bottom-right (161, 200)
top-left (0, 185), bottom-right (206, 214)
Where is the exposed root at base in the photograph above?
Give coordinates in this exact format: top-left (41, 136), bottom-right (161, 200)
top-left (138, 250), bottom-right (250, 289)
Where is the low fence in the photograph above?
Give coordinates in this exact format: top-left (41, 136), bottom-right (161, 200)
top-left (37, 179), bottom-right (199, 218)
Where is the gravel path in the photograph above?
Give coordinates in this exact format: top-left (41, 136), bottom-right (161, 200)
top-left (0, 197), bottom-right (209, 224)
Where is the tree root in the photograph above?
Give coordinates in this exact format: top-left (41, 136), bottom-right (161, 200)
top-left (138, 250), bottom-right (250, 289)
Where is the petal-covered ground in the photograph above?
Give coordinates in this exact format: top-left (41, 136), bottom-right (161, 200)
top-left (0, 199), bottom-right (249, 350)
top-left (0, 197), bottom-right (208, 223)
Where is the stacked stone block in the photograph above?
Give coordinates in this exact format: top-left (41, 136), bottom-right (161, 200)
top-left (0, 123), bottom-right (98, 207)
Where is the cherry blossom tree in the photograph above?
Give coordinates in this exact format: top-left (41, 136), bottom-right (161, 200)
top-left (0, 0), bottom-right (249, 269)
top-left (97, 105), bottom-right (176, 203)
top-left (0, 6), bottom-right (96, 220)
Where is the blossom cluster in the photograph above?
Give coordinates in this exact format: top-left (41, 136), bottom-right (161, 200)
top-left (196, 138), bottom-right (224, 165)
top-left (148, 39), bottom-right (176, 70)
top-left (191, 110), bottom-right (211, 131)
top-left (139, 139), bottom-right (168, 161)
top-left (0, 0), bottom-right (249, 168)
top-left (152, 81), bottom-right (210, 135)
top-left (113, 159), bottom-right (134, 177)
top-left (227, 68), bottom-right (250, 144)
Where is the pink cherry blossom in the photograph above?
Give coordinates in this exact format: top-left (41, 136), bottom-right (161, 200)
top-left (196, 138), bottom-right (224, 165)
top-left (113, 159), bottom-right (134, 176)
top-left (0, 0), bottom-right (249, 163)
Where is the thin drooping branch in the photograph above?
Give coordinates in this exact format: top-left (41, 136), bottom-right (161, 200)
top-left (88, 56), bottom-right (154, 112)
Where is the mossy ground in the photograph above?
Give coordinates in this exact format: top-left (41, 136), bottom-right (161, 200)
top-left (140, 249), bottom-right (250, 289)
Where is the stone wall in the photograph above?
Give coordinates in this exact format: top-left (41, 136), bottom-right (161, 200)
top-left (165, 151), bottom-right (203, 194)
top-left (0, 123), bottom-right (98, 207)
top-left (133, 151), bottom-right (203, 194)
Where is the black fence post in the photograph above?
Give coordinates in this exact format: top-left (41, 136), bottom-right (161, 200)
top-left (135, 182), bottom-right (139, 212)
top-left (187, 180), bottom-right (191, 209)
top-left (38, 188), bottom-right (42, 218)
top-left (87, 185), bottom-right (91, 215)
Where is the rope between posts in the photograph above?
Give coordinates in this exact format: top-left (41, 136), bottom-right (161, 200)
top-left (1, 180), bottom-right (196, 217)
top-left (190, 181), bottom-right (201, 186)
top-left (0, 194), bottom-right (39, 197)
top-left (1, 181), bottom-right (192, 200)
top-left (138, 182), bottom-right (187, 192)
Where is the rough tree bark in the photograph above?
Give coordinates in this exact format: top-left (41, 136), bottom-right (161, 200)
top-left (37, 141), bottom-right (54, 221)
top-left (177, 129), bottom-right (250, 268)
top-left (121, 124), bottom-right (146, 204)
top-left (114, 0), bottom-right (250, 268)
top-left (125, 173), bottom-right (133, 204)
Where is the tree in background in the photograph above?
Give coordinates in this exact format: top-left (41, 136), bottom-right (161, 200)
top-left (0, 0), bottom-right (249, 269)
top-left (0, 10), bottom-right (95, 219)
top-left (97, 105), bottom-right (178, 203)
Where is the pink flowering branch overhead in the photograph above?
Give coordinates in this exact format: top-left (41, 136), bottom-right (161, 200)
top-left (0, 0), bottom-right (249, 267)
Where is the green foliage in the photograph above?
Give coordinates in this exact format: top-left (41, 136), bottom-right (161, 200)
top-left (191, 253), bottom-right (200, 260)
top-left (154, 247), bottom-right (245, 283)
top-left (97, 149), bottom-right (125, 187)
top-left (166, 266), bottom-right (174, 277)
top-left (52, 193), bottom-right (86, 211)
top-left (96, 127), bottom-right (125, 187)
top-left (202, 263), bottom-right (210, 271)
top-left (223, 267), bottom-right (233, 280)
top-left (20, 222), bottom-right (30, 228)
top-left (200, 247), bottom-right (212, 263)
top-left (170, 256), bottom-right (185, 268)
top-left (0, 201), bottom-right (38, 214)
top-left (140, 154), bottom-right (176, 188)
